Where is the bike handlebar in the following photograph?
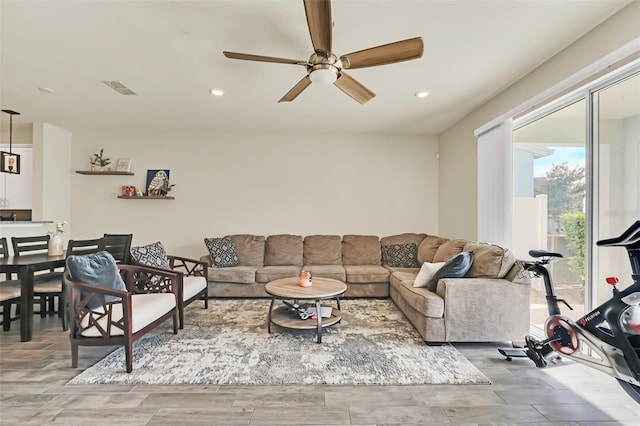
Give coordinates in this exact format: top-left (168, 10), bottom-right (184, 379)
top-left (597, 220), bottom-right (640, 249)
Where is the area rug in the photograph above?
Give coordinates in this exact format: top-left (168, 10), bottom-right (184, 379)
top-left (67, 298), bottom-right (490, 386)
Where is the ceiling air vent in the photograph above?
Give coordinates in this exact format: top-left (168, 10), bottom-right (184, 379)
top-left (101, 80), bottom-right (138, 95)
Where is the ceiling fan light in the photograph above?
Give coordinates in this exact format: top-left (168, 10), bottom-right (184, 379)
top-left (310, 68), bottom-right (337, 84)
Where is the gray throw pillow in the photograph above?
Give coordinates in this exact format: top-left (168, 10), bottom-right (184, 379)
top-left (381, 243), bottom-right (420, 268)
top-left (204, 237), bottom-right (240, 267)
top-left (426, 251), bottom-right (474, 292)
top-left (66, 251), bottom-right (127, 310)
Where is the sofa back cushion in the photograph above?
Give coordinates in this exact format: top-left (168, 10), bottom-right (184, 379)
top-left (380, 233), bottom-right (427, 248)
top-left (433, 239), bottom-right (467, 262)
top-left (264, 234), bottom-right (303, 266)
top-left (225, 234), bottom-right (265, 267)
top-left (303, 235), bottom-right (342, 265)
top-left (417, 235), bottom-right (448, 263)
top-left (341, 235), bottom-right (381, 265)
top-left (463, 241), bottom-right (516, 279)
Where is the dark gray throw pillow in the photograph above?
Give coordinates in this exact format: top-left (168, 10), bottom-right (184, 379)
top-left (426, 251), bottom-right (474, 292)
top-left (130, 241), bottom-right (170, 270)
top-left (204, 237), bottom-right (240, 267)
top-left (66, 251), bottom-right (127, 310)
top-left (381, 243), bottom-right (420, 268)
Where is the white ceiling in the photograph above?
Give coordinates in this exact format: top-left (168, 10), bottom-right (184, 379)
top-left (0, 0), bottom-right (633, 138)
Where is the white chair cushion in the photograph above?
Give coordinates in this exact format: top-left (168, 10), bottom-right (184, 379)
top-left (33, 280), bottom-right (62, 293)
top-left (182, 276), bottom-right (207, 301)
top-left (80, 293), bottom-right (176, 337)
top-left (0, 282), bottom-right (21, 301)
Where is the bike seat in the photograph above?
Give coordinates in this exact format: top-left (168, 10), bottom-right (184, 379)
top-left (529, 249), bottom-right (563, 259)
top-left (596, 220), bottom-right (640, 249)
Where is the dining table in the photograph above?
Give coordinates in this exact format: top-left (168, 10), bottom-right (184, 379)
top-left (0, 252), bottom-right (66, 342)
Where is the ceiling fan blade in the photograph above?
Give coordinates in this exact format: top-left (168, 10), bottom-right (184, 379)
top-left (278, 75), bottom-right (312, 103)
top-left (223, 51), bottom-right (307, 66)
top-left (340, 37), bottom-right (424, 69)
top-left (303, 0), bottom-right (332, 56)
top-left (334, 72), bottom-right (375, 104)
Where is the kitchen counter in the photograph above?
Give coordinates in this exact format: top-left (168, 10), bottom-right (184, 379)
top-left (0, 221), bottom-right (53, 226)
top-left (0, 221), bottom-right (60, 244)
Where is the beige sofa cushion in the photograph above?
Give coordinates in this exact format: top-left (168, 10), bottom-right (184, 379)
top-left (264, 234), bottom-right (302, 266)
top-left (433, 239), bottom-right (467, 262)
top-left (464, 242), bottom-right (517, 279)
top-left (343, 265), bottom-right (389, 283)
top-left (256, 265), bottom-right (302, 283)
top-left (380, 233), bottom-right (427, 247)
top-left (417, 235), bottom-right (448, 264)
top-left (303, 235), bottom-right (342, 265)
top-left (302, 264), bottom-right (346, 281)
top-left (389, 272), bottom-right (444, 318)
top-left (341, 235), bottom-right (381, 265)
top-left (208, 265), bottom-right (257, 284)
top-left (225, 234), bottom-right (265, 267)
top-left (498, 248), bottom-right (517, 278)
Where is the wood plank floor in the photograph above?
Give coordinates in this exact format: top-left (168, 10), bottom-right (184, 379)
top-left (1, 304), bottom-right (639, 425)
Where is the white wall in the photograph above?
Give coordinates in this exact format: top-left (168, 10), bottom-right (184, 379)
top-left (69, 132), bottom-right (439, 259)
top-left (32, 122), bottom-right (72, 240)
top-left (438, 1), bottom-right (640, 241)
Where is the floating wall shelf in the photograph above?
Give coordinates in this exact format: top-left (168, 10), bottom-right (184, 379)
top-left (76, 170), bottom-right (134, 176)
top-left (117, 196), bottom-right (175, 200)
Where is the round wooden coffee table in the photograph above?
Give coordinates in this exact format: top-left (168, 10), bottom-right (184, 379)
top-left (265, 276), bottom-right (347, 343)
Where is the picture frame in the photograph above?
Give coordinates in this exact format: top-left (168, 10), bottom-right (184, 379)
top-left (145, 169), bottom-right (170, 196)
top-left (115, 158), bottom-right (132, 172)
top-left (121, 185), bottom-right (136, 197)
top-left (0, 151), bottom-right (21, 174)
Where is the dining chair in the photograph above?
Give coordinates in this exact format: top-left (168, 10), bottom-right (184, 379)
top-left (0, 237), bottom-right (21, 331)
top-left (100, 234), bottom-right (133, 264)
top-left (11, 235), bottom-right (64, 319)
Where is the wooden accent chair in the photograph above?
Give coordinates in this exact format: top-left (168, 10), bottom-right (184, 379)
top-left (0, 237), bottom-right (21, 331)
top-left (167, 254), bottom-right (209, 328)
top-left (11, 235), bottom-right (63, 320)
top-left (129, 241), bottom-right (208, 329)
top-left (64, 258), bottom-right (179, 373)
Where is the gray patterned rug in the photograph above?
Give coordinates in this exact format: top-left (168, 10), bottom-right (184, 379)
top-left (67, 299), bottom-right (490, 386)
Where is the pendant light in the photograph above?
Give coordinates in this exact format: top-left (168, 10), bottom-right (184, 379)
top-left (1, 109), bottom-right (21, 174)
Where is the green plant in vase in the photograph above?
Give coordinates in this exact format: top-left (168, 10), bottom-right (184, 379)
top-left (90, 148), bottom-right (111, 171)
top-left (160, 179), bottom-right (175, 196)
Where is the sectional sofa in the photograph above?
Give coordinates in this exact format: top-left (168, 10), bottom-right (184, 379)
top-left (200, 233), bottom-right (530, 343)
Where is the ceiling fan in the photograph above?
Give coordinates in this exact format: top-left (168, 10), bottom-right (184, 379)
top-left (222, 0), bottom-right (423, 104)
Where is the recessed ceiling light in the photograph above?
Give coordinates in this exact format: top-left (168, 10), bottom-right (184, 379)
top-left (38, 86), bottom-right (55, 94)
top-left (209, 88), bottom-right (224, 96)
top-left (415, 91), bottom-right (430, 99)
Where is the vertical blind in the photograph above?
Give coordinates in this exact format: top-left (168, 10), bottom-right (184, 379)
top-left (476, 119), bottom-right (513, 247)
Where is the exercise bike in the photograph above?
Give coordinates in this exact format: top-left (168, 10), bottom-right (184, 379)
top-left (502, 221), bottom-right (640, 403)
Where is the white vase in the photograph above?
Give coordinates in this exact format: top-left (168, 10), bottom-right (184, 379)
top-left (48, 234), bottom-right (64, 256)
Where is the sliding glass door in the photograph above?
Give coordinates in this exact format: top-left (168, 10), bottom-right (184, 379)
top-left (513, 101), bottom-right (587, 328)
top-left (594, 73), bottom-right (640, 304)
top-left (512, 66), bottom-right (639, 331)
